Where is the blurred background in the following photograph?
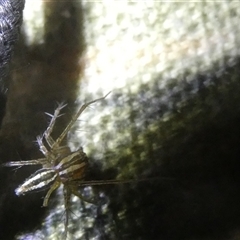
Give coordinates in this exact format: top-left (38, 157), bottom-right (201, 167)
top-left (1, 1), bottom-right (240, 240)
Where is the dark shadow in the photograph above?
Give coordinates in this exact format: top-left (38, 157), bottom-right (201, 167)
top-left (0, 1), bottom-right (85, 239)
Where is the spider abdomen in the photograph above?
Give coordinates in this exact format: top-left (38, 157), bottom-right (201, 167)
top-left (15, 168), bottom-right (57, 196)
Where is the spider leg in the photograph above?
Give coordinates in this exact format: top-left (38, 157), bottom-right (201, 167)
top-left (3, 158), bottom-right (47, 167)
top-left (63, 187), bottom-right (71, 240)
top-left (70, 185), bottom-right (96, 205)
top-left (36, 135), bottom-right (49, 157)
top-left (54, 92), bottom-right (111, 147)
top-left (44, 103), bottom-right (67, 148)
top-left (43, 180), bottom-right (61, 207)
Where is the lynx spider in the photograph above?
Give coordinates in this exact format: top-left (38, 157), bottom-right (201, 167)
top-left (3, 92), bottom-right (120, 238)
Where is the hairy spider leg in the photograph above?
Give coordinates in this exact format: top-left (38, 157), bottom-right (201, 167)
top-left (44, 103), bottom-right (67, 148)
top-left (43, 181), bottom-right (61, 207)
top-left (36, 135), bottom-right (49, 157)
top-left (61, 185), bottom-right (96, 239)
top-left (63, 187), bottom-right (71, 240)
top-left (68, 184), bottom-right (96, 204)
top-left (53, 92), bottom-right (111, 148)
top-left (3, 158), bottom-right (47, 167)
top-left (68, 177), bottom-right (172, 188)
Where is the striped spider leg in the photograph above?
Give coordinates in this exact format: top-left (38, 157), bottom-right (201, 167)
top-left (3, 93), bottom-right (110, 237)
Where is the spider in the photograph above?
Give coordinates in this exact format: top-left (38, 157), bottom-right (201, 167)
top-left (3, 92), bottom-right (120, 238)
top-left (3, 92), bottom-right (163, 239)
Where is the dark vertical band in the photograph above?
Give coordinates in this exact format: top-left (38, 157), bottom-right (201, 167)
top-left (0, 0), bottom-right (25, 81)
